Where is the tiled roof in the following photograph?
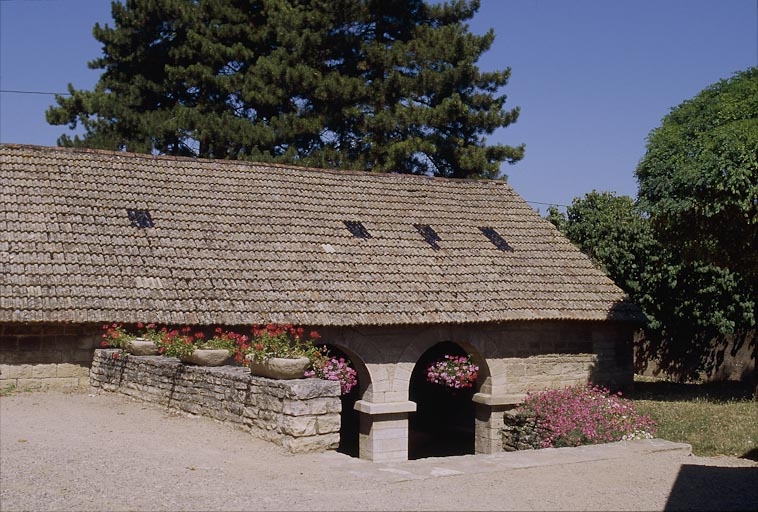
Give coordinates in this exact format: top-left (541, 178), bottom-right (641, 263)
top-left (0, 144), bottom-right (642, 326)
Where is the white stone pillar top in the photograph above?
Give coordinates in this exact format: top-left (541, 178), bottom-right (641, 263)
top-left (472, 392), bottom-right (526, 406)
top-left (353, 400), bottom-right (417, 415)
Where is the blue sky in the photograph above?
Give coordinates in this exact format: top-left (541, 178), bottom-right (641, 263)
top-left (1, 0), bottom-right (756, 211)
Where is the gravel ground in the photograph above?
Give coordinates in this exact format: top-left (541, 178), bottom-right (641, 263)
top-left (1, 388), bottom-right (756, 512)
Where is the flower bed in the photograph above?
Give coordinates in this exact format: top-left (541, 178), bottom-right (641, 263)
top-left (501, 384), bottom-right (657, 451)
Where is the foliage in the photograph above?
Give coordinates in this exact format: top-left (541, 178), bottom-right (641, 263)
top-left (306, 347), bottom-right (358, 394)
top-left (135, 322), bottom-right (163, 342)
top-left (243, 324), bottom-right (321, 363)
top-left (204, 327), bottom-right (248, 354)
top-left (0, 384), bottom-right (18, 397)
top-left (633, 67), bottom-right (758, 384)
top-left (101, 323), bottom-right (136, 349)
top-left (636, 67), bottom-right (758, 290)
top-left (45, 0), bottom-right (523, 179)
top-left (153, 327), bottom-right (200, 358)
top-left (513, 384), bottom-right (657, 449)
top-left (548, 77), bottom-right (758, 380)
top-left (546, 191), bottom-right (657, 299)
top-left (426, 354), bottom-right (479, 389)
top-left (153, 326), bottom-right (241, 359)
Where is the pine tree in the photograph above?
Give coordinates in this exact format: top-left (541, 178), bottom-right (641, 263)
top-left (47, 0), bottom-right (523, 178)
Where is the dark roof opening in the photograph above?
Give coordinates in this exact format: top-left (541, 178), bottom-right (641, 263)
top-left (344, 220), bottom-right (372, 239)
top-left (479, 226), bottom-right (513, 252)
top-left (414, 223), bottom-right (441, 250)
top-left (127, 209), bottom-right (154, 228)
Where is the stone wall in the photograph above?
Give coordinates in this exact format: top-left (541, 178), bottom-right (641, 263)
top-left (0, 323), bottom-right (99, 390)
top-left (90, 349), bottom-right (342, 453)
top-left (500, 409), bottom-right (541, 452)
top-left (319, 319), bottom-right (634, 401)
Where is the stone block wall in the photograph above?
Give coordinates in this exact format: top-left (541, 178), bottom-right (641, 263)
top-left (497, 353), bottom-right (598, 395)
top-left (0, 323), bottom-right (99, 390)
top-left (90, 349), bottom-right (342, 453)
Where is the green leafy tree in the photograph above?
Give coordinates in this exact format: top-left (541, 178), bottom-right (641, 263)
top-left (636, 67), bottom-right (758, 291)
top-left (635, 67), bottom-right (757, 392)
top-left (550, 190), bottom-right (755, 386)
top-left (550, 69), bottom-right (757, 391)
top-left (547, 192), bottom-right (655, 299)
top-left (46, 0), bottom-right (524, 178)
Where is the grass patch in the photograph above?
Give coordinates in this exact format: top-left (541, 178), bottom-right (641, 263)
top-left (629, 380), bottom-right (757, 460)
top-left (0, 384), bottom-right (18, 397)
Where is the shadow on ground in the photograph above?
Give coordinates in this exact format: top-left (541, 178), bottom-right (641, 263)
top-left (665, 464), bottom-right (758, 511)
top-left (629, 380), bottom-right (754, 403)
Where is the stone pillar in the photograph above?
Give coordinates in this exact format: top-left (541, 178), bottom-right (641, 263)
top-left (472, 393), bottom-right (524, 454)
top-left (354, 400), bottom-right (416, 462)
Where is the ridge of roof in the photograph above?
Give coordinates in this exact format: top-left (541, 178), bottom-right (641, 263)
top-left (0, 143), bottom-right (514, 188)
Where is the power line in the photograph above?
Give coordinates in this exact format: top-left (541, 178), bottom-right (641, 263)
top-left (526, 200), bottom-right (570, 209)
top-left (0, 89), bottom-right (70, 96)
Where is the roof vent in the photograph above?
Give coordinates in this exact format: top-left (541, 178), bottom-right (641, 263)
top-left (344, 220), bottom-right (372, 239)
top-left (414, 223), bottom-right (441, 250)
top-left (479, 226), bottom-right (512, 252)
top-left (127, 209), bottom-right (154, 228)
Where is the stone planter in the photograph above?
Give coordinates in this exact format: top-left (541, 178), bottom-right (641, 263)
top-left (124, 338), bottom-right (160, 356)
top-left (246, 355), bottom-right (310, 379)
top-left (179, 349), bottom-right (231, 366)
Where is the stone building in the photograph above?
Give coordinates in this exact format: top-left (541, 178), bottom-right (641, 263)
top-left (0, 144), bottom-right (642, 461)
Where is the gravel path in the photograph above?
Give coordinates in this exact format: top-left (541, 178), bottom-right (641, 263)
top-left (1, 389), bottom-right (756, 511)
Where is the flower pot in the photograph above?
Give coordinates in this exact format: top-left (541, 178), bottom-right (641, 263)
top-left (179, 349), bottom-right (231, 366)
top-left (246, 355), bottom-right (310, 379)
top-left (124, 338), bottom-right (160, 356)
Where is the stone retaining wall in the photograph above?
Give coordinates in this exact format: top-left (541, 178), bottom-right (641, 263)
top-left (90, 349), bottom-right (342, 453)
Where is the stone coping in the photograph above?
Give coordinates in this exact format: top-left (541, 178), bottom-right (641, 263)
top-left (472, 392), bottom-right (526, 406)
top-left (354, 399), bottom-right (417, 415)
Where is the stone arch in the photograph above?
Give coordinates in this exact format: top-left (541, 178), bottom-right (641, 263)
top-left (317, 342), bottom-right (367, 458)
top-left (320, 333), bottom-right (386, 402)
top-left (407, 340), bottom-right (485, 459)
top-left (396, 336), bottom-right (492, 397)
top-left (392, 339), bottom-right (436, 399)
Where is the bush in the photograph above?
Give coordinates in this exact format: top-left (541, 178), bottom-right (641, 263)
top-left (505, 384), bottom-right (657, 449)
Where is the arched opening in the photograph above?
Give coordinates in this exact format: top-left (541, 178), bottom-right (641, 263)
top-left (319, 344), bottom-right (365, 457)
top-left (408, 341), bottom-right (478, 460)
